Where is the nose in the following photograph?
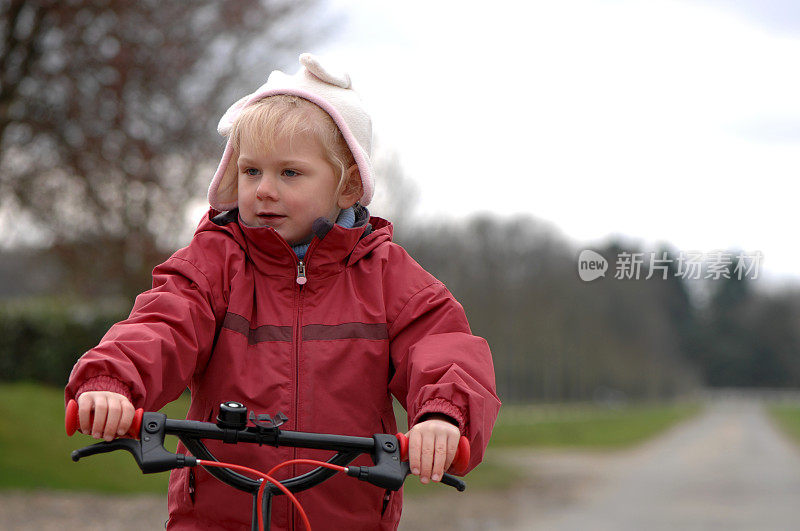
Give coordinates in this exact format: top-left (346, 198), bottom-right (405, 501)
top-left (255, 175), bottom-right (278, 201)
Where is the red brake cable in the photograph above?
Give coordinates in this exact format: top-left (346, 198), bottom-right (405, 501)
top-left (197, 458), bottom-right (348, 531)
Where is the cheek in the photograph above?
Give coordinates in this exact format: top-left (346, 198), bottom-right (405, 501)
top-left (237, 177), bottom-right (255, 197)
top-left (237, 180), bottom-right (254, 207)
top-left (307, 190), bottom-right (337, 213)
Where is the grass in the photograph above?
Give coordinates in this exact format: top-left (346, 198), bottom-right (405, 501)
top-left (0, 382), bottom-right (189, 493)
top-left (489, 401), bottom-right (702, 449)
top-left (0, 383), bottom-right (701, 495)
top-left (767, 404), bottom-right (800, 444)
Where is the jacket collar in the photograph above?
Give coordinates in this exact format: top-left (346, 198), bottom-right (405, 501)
top-left (202, 207), bottom-right (391, 280)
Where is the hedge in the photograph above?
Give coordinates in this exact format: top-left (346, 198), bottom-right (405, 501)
top-left (0, 298), bottom-right (129, 386)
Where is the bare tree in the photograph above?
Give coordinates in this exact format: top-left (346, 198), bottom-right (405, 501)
top-left (0, 0), bottom-right (329, 297)
top-left (367, 146), bottom-right (420, 238)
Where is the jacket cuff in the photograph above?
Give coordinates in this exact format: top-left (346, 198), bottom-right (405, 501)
top-left (412, 398), bottom-right (466, 435)
top-left (75, 376), bottom-right (133, 403)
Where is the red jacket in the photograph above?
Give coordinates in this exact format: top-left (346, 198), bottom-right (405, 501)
top-left (65, 208), bottom-right (500, 530)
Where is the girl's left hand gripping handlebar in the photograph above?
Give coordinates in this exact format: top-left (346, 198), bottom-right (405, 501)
top-left (66, 400), bottom-right (195, 474)
top-left (395, 432), bottom-right (470, 475)
top-left (65, 399), bottom-right (144, 438)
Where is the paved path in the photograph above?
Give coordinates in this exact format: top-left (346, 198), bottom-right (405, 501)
top-left (514, 398), bottom-right (800, 530)
top-left (401, 398), bottom-right (800, 530)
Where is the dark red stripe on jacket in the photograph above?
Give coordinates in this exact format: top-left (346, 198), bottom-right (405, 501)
top-left (222, 313), bottom-right (387, 343)
top-left (302, 322), bottom-right (388, 341)
top-left (222, 313), bottom-right (292, 344)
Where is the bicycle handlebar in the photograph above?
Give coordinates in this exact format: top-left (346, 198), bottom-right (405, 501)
top-left (65, 400), bottom-right (469, 494)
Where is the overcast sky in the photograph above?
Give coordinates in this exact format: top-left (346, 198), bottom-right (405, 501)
top-left (314, 0), bottom-right (800, 283)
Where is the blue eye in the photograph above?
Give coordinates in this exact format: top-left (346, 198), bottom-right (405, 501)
top-left (245, 168), bottom-right (260, 176)
top-left (283, 169), bottom-right (299, 177)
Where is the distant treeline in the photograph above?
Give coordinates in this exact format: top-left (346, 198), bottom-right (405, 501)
top-left (398, 215), bottom-right (800, 403)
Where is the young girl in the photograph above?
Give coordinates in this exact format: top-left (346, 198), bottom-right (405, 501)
top-left (66, 53), bottom-right (500, 530)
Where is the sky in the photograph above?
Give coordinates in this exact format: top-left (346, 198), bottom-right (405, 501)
top-left (314, 0), bottom-right (800, 283)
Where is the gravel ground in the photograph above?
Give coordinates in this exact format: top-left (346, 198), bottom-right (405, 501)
top-left (0, 489), bottom-right (524, 530)
top-left (0, 490), bottom-right (168, 530)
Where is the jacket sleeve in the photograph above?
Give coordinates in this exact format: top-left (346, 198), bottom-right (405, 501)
top-left (387, 276), bottom-right (501, 474)
top-left (64, 238), bottom-right (229, 411)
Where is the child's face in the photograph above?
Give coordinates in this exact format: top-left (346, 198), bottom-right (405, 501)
top-left (236, 125), bottom-right (346, 247)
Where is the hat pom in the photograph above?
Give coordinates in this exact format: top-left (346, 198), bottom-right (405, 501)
top-left (299, 53), bottom-right (351, 89)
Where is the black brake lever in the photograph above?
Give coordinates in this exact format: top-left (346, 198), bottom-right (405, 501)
top-left (440, 472), bottom-right (466, 492)
top-left (345, 434), bottom-right (467, 492)
top-left (72, 437), bottom-right (140, 463)
top-left (347, 457), bottom-right (466, 492)
top-left (71, 412), bottom-right (196, 473)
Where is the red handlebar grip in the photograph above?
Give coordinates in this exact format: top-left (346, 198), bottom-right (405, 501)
top-left (396, 431), bottom-right (409, 460)
top-left (395, 432), bottom-right (470, 475)
top-left (65, 399), bottom-right (78, 436)
top-left (451, 435), bottom-right (470, 475)
top-left (129, 408), bottom-right (143, 438)
top-left (65, 399), bottom-right (143, 439)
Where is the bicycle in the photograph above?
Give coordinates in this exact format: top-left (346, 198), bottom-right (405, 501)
top-left (65, 399), bottom-right (469, 530)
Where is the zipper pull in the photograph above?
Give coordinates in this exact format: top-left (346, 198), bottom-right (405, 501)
top-left (296, 261), bottom-right (307, 285)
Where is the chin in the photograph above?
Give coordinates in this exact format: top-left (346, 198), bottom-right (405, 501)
top-left (285, 235), bottom-right (312, 247)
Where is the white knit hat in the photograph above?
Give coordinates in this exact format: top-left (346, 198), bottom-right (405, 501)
top-left (208, 53), bottom-right (374, 211)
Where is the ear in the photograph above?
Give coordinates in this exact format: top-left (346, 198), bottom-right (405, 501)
top-left (337, 164), bottom-right (363, 209)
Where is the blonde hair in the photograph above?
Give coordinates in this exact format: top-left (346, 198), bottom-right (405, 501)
top-left (230, 95), bottom-right (358, 197)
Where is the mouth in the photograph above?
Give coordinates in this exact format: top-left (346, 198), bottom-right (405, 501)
top-left (256, 213), bottom-right (286, 224)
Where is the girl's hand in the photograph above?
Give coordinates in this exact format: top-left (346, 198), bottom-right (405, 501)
top-left (77, 391), bottom-right (136, 441)
top-left (405, 414), bottom-right (461, 484)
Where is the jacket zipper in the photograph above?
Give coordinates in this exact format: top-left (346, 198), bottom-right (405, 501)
top-left (291, 263), bottom-right (303, 531)
top-left (290, 247), bottom-right (314, 531)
